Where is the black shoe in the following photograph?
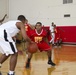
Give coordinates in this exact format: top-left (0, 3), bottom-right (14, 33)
top-left (52, 44), bottom-right (55, 46)
top-left (25, 63), bottom-right (30, 68)
top-left (0, 72), bottom-right (2, 75)
top-left (49, 42), bottom-right (52, 44)
top-left (8, 73), bottom-right (15, 75)
top-left (48, 61), bottom-right (56, 66)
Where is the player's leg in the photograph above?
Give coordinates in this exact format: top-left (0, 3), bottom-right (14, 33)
top-left (25, 52), bottom-right (33, 68)
top-left (0, 54), bottom-right (10, 64)
top-left (52, 33), bottom-right (55, 45)
top-left (0, 53), bottom-right (18, 75)
top-left (50, 33), bottom-right (55, 46)
top-left (8, 52), bottom-right (18, 75)
top-left (47, 50), bottom-right (56, 66)
top-left (50, 33), bottom-right (53, 43)
top-left (39, 42), bottom-right (56, 66)
top-left (0, 54), bottom-right (10, 66)
top-left (0, 54), bottom-right (10, 75)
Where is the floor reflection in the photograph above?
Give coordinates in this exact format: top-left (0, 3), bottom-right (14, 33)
top-left (47, 67), bottom-right (56, 75)
top-left (0, 44), bottom-right (76, 75)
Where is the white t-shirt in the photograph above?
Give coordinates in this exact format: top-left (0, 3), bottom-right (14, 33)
top-left (0, 20), bottom-right (20, 37)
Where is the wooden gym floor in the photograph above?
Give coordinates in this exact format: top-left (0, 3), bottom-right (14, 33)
top-left (0, 43), bottom-right (76, 75)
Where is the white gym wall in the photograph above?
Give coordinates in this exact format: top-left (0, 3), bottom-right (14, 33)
top-left (0, 0), bottom-right (76, 26)
top-left (0, 0), bottom-right (9, 23)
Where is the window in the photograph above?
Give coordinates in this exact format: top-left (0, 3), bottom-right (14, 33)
top-left (63, 0), bottom-right (73, 4)
top-left (64, 14), bottom-right (70, 17)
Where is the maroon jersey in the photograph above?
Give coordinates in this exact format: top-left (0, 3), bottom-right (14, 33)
top-left (30, 29), bottom-right (51, 51)
top-left (30, 29), bottom-right (47, 43)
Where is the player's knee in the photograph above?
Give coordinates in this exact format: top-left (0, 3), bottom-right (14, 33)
top-left (13, 52), bottom-right (18, 57)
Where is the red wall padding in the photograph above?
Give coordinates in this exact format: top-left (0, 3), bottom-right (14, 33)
top-left (44, 26), bottom-right (76, 43)
top-left (56, 26), bottom-right (76, 43)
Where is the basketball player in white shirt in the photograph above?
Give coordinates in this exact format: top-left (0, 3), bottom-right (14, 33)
top-left (50, 22), bottom-right (56, 46)
top-left (0, 15), bottom-right (32, 75)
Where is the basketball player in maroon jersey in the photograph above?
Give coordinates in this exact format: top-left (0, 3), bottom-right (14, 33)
top-left (25, 22), bottom-right (56, 68)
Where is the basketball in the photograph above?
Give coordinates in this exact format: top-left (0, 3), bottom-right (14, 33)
top-left (28, 43), bottom-right (38, 53)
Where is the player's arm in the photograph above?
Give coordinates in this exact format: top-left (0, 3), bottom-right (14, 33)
top-left (29, 24), bottom-right (35, 30)
top-left (16, 22), bottom-right (31, 43)
top-left (0, 14), bottom-right (7, 23)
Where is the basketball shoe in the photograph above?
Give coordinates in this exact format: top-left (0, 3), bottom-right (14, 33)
top-left (0, 72), bottom-right (2, 75)
top-left (25, 62), bottom-right (30, 68)
top-left (48, 60), bottom-right (56, 66)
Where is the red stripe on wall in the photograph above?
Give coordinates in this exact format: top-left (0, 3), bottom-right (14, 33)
top-left (44, 26), bottom-right (76, 44)
top-left (56, 26), bottom-right (76, 43)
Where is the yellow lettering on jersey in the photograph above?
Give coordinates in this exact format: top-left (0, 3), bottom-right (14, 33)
top-left (34, 37), bottom-right (42, 43)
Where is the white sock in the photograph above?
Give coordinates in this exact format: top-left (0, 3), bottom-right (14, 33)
top-left (9, 71), bottom-right (14, 74)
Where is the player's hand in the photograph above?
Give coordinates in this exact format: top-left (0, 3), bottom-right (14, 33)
top-left (30, 41), bottom-right (35, 44)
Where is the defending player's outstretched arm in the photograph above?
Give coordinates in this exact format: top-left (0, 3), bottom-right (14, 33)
top-left (0, 14), bottom-right (7, 24)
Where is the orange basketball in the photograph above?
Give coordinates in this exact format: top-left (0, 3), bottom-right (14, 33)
top-left (28, 43), bottom-right (38, 53)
